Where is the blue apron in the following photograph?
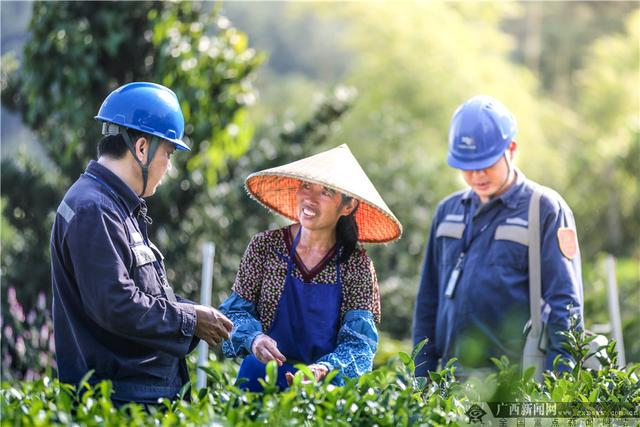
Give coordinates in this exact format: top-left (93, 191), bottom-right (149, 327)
top-left (236, 227), bottom-right (343, 391)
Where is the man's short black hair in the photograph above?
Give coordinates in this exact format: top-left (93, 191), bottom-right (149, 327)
top-left (97, 129), bottom-right (146, 159)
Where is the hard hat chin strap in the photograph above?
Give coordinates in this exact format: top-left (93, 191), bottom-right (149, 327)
top-left (495, 150), bottom-right (514, 195)
top-left (120, 128), bottom-right (162, 198)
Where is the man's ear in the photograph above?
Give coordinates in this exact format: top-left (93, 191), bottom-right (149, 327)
top-left (134, 137), bottom-right (148, 163)
top-left (508, 140), bottom-right (518, 160)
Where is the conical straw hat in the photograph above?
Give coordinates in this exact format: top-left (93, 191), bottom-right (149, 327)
top-left (245, 144), bottom-right (402, 243)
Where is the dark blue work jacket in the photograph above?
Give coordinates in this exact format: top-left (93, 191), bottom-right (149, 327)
top-left (412, 171), bottom-right (584, 376)
top-left (51, 161), bottom-right (199, 403)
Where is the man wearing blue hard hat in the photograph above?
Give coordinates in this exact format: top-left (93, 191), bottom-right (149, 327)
top-left (51, 82), bottom-right (233, 404)
top-left (412, 95), bottom-right (584, 378)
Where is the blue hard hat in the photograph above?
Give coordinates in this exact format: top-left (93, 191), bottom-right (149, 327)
top-left (95, 82), bottom-right (190, 151)
top-left (447, 95), bottom-right (517, 170)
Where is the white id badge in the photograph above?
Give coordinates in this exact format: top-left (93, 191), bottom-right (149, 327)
top-left (445, 252), bottom-right (465, 299)
top-left (445, 267), bottom-right (461, 298)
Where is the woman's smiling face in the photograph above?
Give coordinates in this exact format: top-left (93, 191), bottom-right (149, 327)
top-left (296, 181), bottom-right (353, 232)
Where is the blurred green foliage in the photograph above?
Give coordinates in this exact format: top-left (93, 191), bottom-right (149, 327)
top-left (583, 256), bottom-right (640, 366)
top-left (571, 11), bottom-right (640, 258)
top-left (506, 2), bottom-right (639, 104)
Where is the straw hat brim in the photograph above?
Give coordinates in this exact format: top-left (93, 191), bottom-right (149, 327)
top-left (245, 145), bottom-right (402, 243)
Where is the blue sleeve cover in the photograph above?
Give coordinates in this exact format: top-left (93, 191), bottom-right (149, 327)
top-left (219, 292), bottom-right (263, 358)
top-left (315, 309), bottom-right (378, 385)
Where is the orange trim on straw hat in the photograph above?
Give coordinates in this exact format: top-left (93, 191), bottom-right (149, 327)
top-left (245, 144), bottom-right (402, 243)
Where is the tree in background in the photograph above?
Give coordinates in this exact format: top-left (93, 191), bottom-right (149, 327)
top-left (1, 2), bottom-right (262, 308)
top-left (571, 10), bottom-right (639, 259)
top-left (506, 1), bottom-right (639, 104)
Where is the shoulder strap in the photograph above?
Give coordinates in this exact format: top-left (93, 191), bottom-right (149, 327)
top-left (528, 184), bottom-right (543, 336)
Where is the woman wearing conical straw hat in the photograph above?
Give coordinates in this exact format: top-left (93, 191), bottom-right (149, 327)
top-left (220, 144), bottom-right (402, 391)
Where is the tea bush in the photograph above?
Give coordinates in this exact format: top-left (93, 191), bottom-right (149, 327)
top-left (2, 331), bottom-right (638, 426)
top-left (2, 287), bottom-right (638, 426)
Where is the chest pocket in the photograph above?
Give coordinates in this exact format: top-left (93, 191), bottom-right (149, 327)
top-left (130, 242), bottom-right (163, 296)
top-left (436, 222), bottom-right (465, 267)
top-left (489, 225), bottom-right (529, 270)
top-left (148, 242), bottom-right (165, 262)
top-left (132, 244), bottom-right (157, 267)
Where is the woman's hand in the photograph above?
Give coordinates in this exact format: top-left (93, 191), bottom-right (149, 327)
top-left (285, 363), bottom-right (329, 385)
top-left (251, 334), bottom-right (286, 366)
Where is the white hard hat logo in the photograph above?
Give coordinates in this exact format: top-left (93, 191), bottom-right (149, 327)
top-left (459, 136), bottom-right (476, 150)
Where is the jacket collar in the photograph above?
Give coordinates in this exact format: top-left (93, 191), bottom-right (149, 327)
top-left (461, 168), bottom-right (526, 210)
top-left (86, 160), bottom-right (143, 215)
